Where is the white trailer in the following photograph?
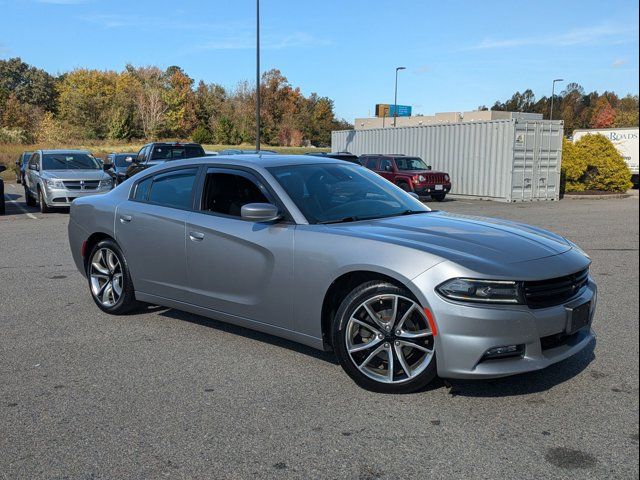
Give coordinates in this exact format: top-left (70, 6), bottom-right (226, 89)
top-left (573, 127), bottom-right (639, 186)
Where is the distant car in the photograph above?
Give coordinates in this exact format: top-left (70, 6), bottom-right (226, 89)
top-left (123, 142), bottom-right (206, 181)
top-left (23, 150), bottom-right (113, 213)
top-left (0, 164), bottom-right (6, 215)
top-left (218, 149), bottom-right (278, 155)
top-left (361, 154), bottom-right (452, 201)
top-left (205, 151), bottom-right (219, 156)
top-left (15, 151), bottom-right (32, 184)
top-left (304, 151), bottom-right (361, 164)
top-left (105, 152), bottom-right (137, 185)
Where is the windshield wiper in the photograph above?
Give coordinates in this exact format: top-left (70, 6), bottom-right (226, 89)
top-left (319, 216), bottom-right (361, 224)
top-left (397, 209), bottom-right (431, 216)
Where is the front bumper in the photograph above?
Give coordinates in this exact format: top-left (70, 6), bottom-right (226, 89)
top-left (43, 186), bottom-right (110, 207)
top-left (414, 183), bottom-right (452, 196)
top-left (413, 267), bottom-right (596, 379)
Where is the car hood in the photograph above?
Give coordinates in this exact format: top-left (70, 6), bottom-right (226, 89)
top-left (329, 211), bottom-right (572, 264)
top-left (403, 169), bottom-right (447, 175)
top-left (44, 170), bottom-right (109, 181)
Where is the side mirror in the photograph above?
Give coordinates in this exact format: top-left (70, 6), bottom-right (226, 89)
top-left (426, 165), bottom-right (432, 171)
top-left (385, 165), bottom-right (392, 172)
top-left (241, 203), bottom-right (281, 222)
top-left (29, 164), bottom-right (39, 171)
top-left (103, 163), bottom-right (113, 171)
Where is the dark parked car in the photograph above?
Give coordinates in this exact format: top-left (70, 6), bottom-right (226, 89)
top-left (0, 164), bottom-right (6, 215)
top-left (360, 154), bottom-right (452, 201)
top-left (123, 143), bottom-right (206, 181)
top-left (105, 152), bottom-right (137, 185)
top-left (304, 151), bottom-right (361, 164)
top-left (15, 151), bottom-right (33, 184)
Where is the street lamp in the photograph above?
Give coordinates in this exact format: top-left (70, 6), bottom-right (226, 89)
top-left (255, 0), bottom-right (261, 151)
top-left (393, 66), bottom-right (406, 127)
top-left (550, 78), bottom-right (563, 121)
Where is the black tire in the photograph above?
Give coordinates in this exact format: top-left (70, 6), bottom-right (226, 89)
top-left (332, 281), bottom-right (437, 393)
top-left (0, 181), bottom-right (5, 215)
top-left (86, 238), bottom-right (140, 314)
top-left (38, 188), bottom-right (51, 213)
top-left (431, 193), bottom-right (446, 202)
top-left (397, 182), bottom-right (411, 192)
top-left (25, 186), bottom-right (36, 207)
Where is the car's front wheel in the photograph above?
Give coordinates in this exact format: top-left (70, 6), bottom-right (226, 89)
top-left (38, 188), bottom-right (51, 213)
top-left (431, 193), bottom-right (446, 202)
top-left (87, 239), bottom-right (139, 314)
top-left (332, 281), bottom-right (437, 393)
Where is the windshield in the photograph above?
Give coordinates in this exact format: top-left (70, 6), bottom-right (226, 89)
top-left (42, 153), bottom-right (101, 170)
top-left (151, 145), bottom-right (204, 160)
top-left (395, 157), bottom-right (430, 171)
top-left (267, 163), bottom-right (430, 224)
top-left (114, 154), bottom-right (135, 167)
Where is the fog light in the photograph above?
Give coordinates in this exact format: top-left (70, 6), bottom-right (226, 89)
top-left (482, 344), bottom-right (525, 360)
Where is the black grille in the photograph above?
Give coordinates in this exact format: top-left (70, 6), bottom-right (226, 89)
top-left (523, 269), bottom-right (589, 309)
top-left (63, 180), bottom-right (99, 191)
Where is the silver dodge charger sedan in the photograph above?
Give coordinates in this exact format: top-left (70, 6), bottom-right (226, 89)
top-left (68, 155), bottom-right (596, 393)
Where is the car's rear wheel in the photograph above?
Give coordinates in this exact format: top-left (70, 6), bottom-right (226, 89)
top-left (332, 281), bottom-right (437, 393)
top-left (87, 239), bottom-right (139, 314)
top-left (38, 188), bottom-right (51, 213)
top-left (431, 193), bottom-right (446, 202)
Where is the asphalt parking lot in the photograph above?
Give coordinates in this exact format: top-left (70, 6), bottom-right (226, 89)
top-left (1, 183), bottom-right (638, 479)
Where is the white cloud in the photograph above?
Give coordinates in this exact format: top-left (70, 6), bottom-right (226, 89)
top-left (199, 32), bottom-right (331, 51)
top-left (612, 58), bottom-right (628, 68)
top-left (470, 24), bottom-right (634, 50)
top-left (37, 0), bottom-right (87, 4)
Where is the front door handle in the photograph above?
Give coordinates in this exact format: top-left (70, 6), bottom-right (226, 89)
top-left (189, 231), bottom-right (205, 241)
top-left (119, 215), bottom-right (132, 223)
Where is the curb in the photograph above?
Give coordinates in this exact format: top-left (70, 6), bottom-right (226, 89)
top-left (562, 193), bottom-right (631, 200)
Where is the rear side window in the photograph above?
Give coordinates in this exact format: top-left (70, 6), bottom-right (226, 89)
top-left (151, 145), bottom-right (204, 160)
top-left (147, 168), bottom-right (198, 210)
top-left (365, 158), bottom-right (377, 169)
top-left (134, 177), bottom-right (153, 201)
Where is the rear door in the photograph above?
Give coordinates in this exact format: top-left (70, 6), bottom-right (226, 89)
top-left (185, 167), bottom-right (294, 329)
top-left (115, 167), bottom-right (199, 300)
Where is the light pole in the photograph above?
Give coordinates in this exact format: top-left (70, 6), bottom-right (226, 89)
top-left (550, 78), bottom-right (563, 121)
top-left (255, 0), bottom-right (261, 151)
top-left (393, 66), bottom-right (406, 127)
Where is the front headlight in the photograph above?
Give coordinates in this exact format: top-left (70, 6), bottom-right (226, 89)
top-left (444, 174), bottom-right (450, 182)
top-left (45, 178), bottom-right (64, 188)
top-left (437, 278), bottom-right (523, 304)
top-left (418, 175), bottom-right (426, 182)
top-left (99, 178), bottom-right (112, 188)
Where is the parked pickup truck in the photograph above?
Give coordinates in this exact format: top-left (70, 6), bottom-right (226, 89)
top-left (360, 154), bottom-right (452, 201)
top-left (123, 142), bottom-right (206, 180)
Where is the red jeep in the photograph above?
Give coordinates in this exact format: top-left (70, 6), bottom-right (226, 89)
top-left (360, 154), bottom-right (452, 201)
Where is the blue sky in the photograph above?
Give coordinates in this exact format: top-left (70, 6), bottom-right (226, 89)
top-left (1, 0), bottom-right (638, 121)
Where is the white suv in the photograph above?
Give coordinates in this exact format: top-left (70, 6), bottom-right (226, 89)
top-left (24, 150), bottom-right (113, 213)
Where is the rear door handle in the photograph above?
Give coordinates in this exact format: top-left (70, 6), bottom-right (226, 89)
top-left (119, 215), bottom-right (132, 223)
top-left (189, 231), bottom-right (205, 241)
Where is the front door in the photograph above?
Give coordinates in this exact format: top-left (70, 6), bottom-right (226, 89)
top-left (185, 168), bottom-right (294, 329)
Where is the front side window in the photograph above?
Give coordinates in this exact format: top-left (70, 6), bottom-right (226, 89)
top-left (133, 176), bottom-right (153, 202)
top-left (268, 163), bottom-right (429, 224)
top-left (395, 157), bottom-right (430, 171)
top-left (42, 153), bottom-right (100, 170)
top-left (200, 170), bottom-right (270, 217)
top-left (379, 159), bottom-right (393, 172)
top-left (365, 158), bottom-right (378, 169)
top-left (147, 168), bottom-right (198, 210)
top-left (114, 154), bottom-right (134, 167)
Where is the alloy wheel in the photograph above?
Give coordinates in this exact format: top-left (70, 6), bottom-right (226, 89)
top-left (345, 294), bottom-right (435, 384)
top-left (89, 248), bottom-right (123, 307)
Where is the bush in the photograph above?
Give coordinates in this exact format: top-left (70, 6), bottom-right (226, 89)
top-left (562, 134), bottom-right (632, 192)
top-left (0, 127), bottom-right (28, 144)
top-left (191, 124), bottom-right (214, 144)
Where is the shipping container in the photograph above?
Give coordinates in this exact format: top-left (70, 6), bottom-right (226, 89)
top-left (332, 119), bottom-right (564, 202)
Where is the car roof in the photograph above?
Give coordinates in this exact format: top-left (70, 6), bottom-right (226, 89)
top-left (142, 154), bottom-right (348, 173)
